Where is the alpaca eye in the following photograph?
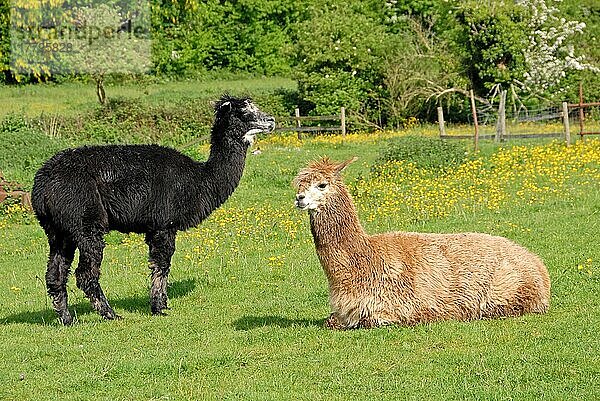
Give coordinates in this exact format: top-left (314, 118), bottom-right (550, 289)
top-left (318, 183), bottom-right (328, 190)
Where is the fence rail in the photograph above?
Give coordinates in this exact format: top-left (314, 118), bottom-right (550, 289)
top-left (567, 84), bottom-right (600, 137)
top-left (277, 115), bottom-right (340, 122)
top-left (275, 107), bottom-right (346, 139)
top-left (440, 132), bottom-right (563, 140)
top-left (438, 83), bottom-right (599, 148)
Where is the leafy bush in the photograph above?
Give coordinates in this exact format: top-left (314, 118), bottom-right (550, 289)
top-left (64, 97), bottom-right (213, 145)
top-left (375, 135), bottom-right (468, 171)
top-left (293, 4), bottom-right (398, 127)
top-left (450, 3), bottom-right (528, 94)
top-left (0, 0), bottom-right (8, 82)
top-left (0, 114), bottom-right (71, 185)
top-left (252, 88), bottom-right (301, 118)
top-left (152, 0), bottom-right (301, 77)
top-left (37, 90), bottom-right (294, 147)
top-left (0, 113), bottom-right (29, 133)
top-left (382, 24), bottom-right (470, 125)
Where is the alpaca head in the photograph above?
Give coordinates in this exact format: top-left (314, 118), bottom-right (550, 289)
top-left (293, 157), bottom-right (357, 212)
top-left (213, 95), bottom-right (276, 147)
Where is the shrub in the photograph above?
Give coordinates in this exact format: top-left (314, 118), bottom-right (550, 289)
top-left (375, 135), bottom-right (468, 171)
top-left (152, 0), bottom-right (300, 77)
top-left (0, 0), bottom-right (8, 83)
top-left (0, 114), bottom-right (70, 185)
top-left (293, 4), bottom-right (398, 127)
top-left (0, 113), bottom-right (29, 133)
top-left (53, 91), bottom-right (294, 147)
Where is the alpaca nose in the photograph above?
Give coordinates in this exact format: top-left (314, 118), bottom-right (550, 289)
top-left (296, 193), bottom-right (305, 201)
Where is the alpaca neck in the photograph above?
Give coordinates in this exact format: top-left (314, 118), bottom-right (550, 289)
top-left (187, 129), bottom-right (248, 225)
top-left (309, 186), bottom-right (368, 250)
top-left (203, 139), bottom-right (247, 204)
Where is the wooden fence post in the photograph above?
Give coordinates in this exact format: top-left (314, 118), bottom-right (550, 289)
top-left (470, 90), bottom-right (480, 151)
top-left (579, 82), bottom-right (584, 139)
top-left (340, 107), bottom-right (346, 136)
top-left (295, 108), bottom-right (302, 140)
top-left (562, 101), bottom-right (571, 146)
top-left (437, 106), bottom-right (446, 137)
top-left (496, 90), bottom-right (506, 142)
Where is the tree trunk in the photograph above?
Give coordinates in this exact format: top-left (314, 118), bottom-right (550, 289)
top-left (95, 74), bottom-right (106, 105)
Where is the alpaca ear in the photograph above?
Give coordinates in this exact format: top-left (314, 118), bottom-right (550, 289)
top-left (335, 157), bottom-right (358, 174)
top-left (213, 99), bottom-right (232, 113)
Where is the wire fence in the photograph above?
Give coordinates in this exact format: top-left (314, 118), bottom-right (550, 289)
top-left (446, 102), bottom-right (600, 142)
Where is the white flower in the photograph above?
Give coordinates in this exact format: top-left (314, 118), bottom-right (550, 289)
top-left (518, 0), bottom-right (599, 93)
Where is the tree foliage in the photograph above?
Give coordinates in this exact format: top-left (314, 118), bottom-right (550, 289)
top-left (293, 4), bottom-right (396, 122)
top-left (0, 0), bottom-right (598, 124)
top-left (151, 0), bottom-right (303, 77)
top-left (452, 2), bottom-right (528, 93)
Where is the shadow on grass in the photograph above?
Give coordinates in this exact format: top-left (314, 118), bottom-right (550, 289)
top-left (0, 278), bottom-right (196, 326)
top-left (232, 315), bottom-right (325, 331)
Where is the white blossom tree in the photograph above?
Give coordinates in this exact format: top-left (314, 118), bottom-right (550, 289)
top-left (517, 0), bottom-right (599, 95)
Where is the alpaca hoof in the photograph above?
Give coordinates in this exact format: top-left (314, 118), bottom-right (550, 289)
top-left (101, 309), bottom-right (120, 320)
top-left (59, 313), bottom-right (73, 326)
top-left (324, 313), bottom-right (344, 330)
top-left (151, 302), bottom-right (169, 315)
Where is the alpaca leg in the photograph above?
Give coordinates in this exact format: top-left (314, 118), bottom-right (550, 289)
top-left (45, 232), bottom-right (76, 325)
top-left (146, 230), bottom-right (176, 315)
top-left (75, 234), bottom-right (119, 320)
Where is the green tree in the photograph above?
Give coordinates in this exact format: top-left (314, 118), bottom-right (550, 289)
top-left (517, 0), bottom-right (598, 98)
top-left (65, 3), bottom-right (151, 103)
top-left (450, 2), bottom-right (528, 95)
top-left (0, 0), bottom-right (9, 82)
top-left (152, 0), bottom-right (302, 77)
top-left (447, 0), bottom-right (597, 102)
top-left (293, 3), bottom-right (400, 126)
top-left (382, 20), bottom-right (469, 125)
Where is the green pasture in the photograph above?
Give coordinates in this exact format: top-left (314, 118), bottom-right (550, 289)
top-left (0, 81), bottom-right (599, 400)
top-left (0, 77), bottom-right (296, 118)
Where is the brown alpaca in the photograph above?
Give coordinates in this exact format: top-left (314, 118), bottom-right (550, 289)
top-left (293, 157), bottom-right (550, 329)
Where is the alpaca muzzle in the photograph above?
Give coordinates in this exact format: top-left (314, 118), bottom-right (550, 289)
top-left (295, 193), bottom-right (310, 210)
top-left (261, 116), bottom-right (276, 133)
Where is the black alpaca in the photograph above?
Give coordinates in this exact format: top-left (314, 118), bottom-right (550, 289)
top-left (32, 96), bottom-right (275, 325)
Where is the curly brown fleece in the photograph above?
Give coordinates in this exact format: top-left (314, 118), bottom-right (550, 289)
top-left (293, 157), bottom-right (550, 329)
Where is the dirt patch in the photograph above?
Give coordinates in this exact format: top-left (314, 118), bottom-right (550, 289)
top-left (0, 172), bottom-right (32, 210)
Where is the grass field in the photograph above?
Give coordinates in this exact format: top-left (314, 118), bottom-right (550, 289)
top-left (0, 77), bottom-right (296, 118)
top-left (1, 81), bottom-right (600, 400)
